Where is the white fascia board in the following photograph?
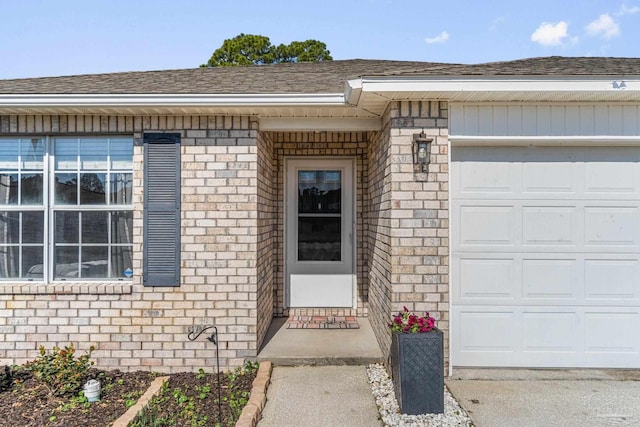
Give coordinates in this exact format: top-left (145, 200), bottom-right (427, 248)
top-left (260, 117), bottom-right (380, 131)
top-left (0, 93), bottom-right (346, 108)
top-left (350, 76), bottom-right (640, 94)
top-left (450, 135), bottom-right (640, 146)
top-left (345, 79), bottom-right (363, 105)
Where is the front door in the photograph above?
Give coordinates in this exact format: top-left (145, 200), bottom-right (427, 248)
top-left (286, 158), bottom-right (354, 307)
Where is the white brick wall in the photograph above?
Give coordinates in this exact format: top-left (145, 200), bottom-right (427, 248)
top-left (368, 101), bottom-right (450, 370)
top-left (0, 110), bottom-right (451, 373)
top-left (0, 114), bottom-right (265, 372)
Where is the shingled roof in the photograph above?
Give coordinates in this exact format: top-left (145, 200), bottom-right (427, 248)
top-left (0, 60), bottom-right (455, 95)
top-left (0, 57), bottom-right (639, 95)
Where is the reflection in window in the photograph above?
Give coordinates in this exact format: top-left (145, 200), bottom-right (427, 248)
top-left (53, 210), bottom-right (132, 279)
top-left (0, 174), bottom-right (18, 204)
top-left (0, 136), bottom-right (133, 281)
top-left (21, 174), bottom-right (43, 205)
top-left (0, 211), bottom-right (44, 279)
top-left (51, 137), bottom-right (133, 279)
top-left (54, 138), bottom-right (130, 206)
top-left (298, 217), bottom-right (341, 261)
top-left (110, 173), bottom-right (132, 204)
top-left (80, 173), bottom-right (106, 204)
top-left (0, 139), bottom-right (44, 206)
top-left (0, 139), bottom-right (46, 279)
top-left (298, 171), bottom-right (341, 214)
top-left (55, 173), bottom-right (78, 205)
top-left (297, 170), bottom-right (342, 262)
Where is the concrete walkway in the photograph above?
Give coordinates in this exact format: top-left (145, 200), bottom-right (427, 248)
top-left (448, 377), bottom-right (640, 427)
top-left (257, 366), bottom-right (382, 427)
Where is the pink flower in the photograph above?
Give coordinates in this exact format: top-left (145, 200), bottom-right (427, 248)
top-left (389, 308), bottom-right (437, 334)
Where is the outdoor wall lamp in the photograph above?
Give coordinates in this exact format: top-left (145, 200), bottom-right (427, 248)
top-left (412, 131), bottom-right (433, 172)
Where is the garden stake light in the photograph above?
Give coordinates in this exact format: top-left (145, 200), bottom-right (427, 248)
top-left (188, 325), bottom-right (222, 427)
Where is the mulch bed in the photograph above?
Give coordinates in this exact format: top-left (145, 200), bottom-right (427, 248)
top-left (133, 368), bottom-right (256, 427)
top-left (0, 365), bottom-right (256, 427)
top-left (0, 368), bottom-right (156, 427)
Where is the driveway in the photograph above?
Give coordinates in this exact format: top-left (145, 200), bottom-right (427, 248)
top-left (447, 370), bottom-right (640, 427)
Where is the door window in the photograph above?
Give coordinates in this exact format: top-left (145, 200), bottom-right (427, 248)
top-left (297, 170), bottom-right (341, 261)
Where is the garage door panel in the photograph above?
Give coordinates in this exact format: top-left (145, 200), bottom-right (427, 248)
top-left (522, 206), bottom-right (576, 245)
top-left (458, 311), bottom-right (516, 351)
top-left (522, 259), bottom-right (577, 300)
top-left (521, 312), bottom-right (577, 352)
top-left (584, 158), bottom-right (636, 194)
top-left (453, 305), bottom-right (640, 367)
top-left (584, 207), bottom-right (640, 248)
top-left (458, 258), bottom-right (515, 301)
top-left (455, 202), bottom-right (640, 252)
top-left (456, 163), bottom-right (514, 194)
top-left (458, 206), bottom-right (515, 246)
top-left (584, 312), bottom-right (639, 353)
top-left (522, 160), bottom-right (576, 193)
top-left (584, 259), bottom-right (640, 302)
top-left (455, 253), bottom-right (640, 306)
top-left (453, 146), bottom-right (640, 368)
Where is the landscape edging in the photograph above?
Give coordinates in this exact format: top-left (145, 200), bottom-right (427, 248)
top-left (112, 375), bottom-right (169, 427)
top-left (236, 361), bottom-right (273, 427)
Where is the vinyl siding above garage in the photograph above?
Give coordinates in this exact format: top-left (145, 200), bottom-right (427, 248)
top-left (450, 103), bottom-right (640, 137)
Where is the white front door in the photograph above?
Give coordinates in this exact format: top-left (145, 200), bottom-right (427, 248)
top-left (286, 158), bottom-right (355, 308)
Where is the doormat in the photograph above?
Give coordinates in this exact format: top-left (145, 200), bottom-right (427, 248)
top-left (287, 316), bottom-right (359, 329)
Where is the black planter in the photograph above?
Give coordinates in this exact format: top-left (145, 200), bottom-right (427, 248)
top-left (391, 329), bottom-right (444, 415)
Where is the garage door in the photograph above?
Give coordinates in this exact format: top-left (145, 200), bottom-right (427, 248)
top-left (451, 146), bottom-right (640, 368)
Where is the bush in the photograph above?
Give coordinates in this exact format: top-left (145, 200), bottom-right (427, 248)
top-left (0, 366), bottom-right (12, 393)
top-left (24, 344), bottom-right (95, 397)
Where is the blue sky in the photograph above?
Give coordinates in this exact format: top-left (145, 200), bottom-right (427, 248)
top-left (1, 0), bottom-right (639, 79)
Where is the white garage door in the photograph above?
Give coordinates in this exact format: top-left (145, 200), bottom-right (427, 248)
top-left (451, 146), bottom-right (640, 368)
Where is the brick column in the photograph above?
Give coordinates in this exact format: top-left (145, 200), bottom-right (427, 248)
top-left (368, 101), bottom-right (450, 371)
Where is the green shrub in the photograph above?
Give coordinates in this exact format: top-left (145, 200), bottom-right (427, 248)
top-left (24, 344), bottom-right (94, 397)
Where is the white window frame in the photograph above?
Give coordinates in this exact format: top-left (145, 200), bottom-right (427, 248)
top-left (0, 137), bottom-right (46, 280)
top-left (0, 136), bottom-right (134, 282)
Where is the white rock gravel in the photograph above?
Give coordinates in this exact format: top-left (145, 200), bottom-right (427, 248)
top-left (367, 364), bottom-right (475, 427)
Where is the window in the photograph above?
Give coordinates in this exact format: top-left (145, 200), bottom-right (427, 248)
top-left (0, 137), bottom-right (133, 281)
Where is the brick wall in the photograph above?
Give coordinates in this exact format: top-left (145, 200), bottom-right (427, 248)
top-left (0, 110), bottom-right (451, 372)
top-left (256, 131), bottom-right (276, 347)
top-left (0, 114), bottom-right (263, 372)
top-left (367, 108), bottom-right (394, 359)
top-left (367, 101), bottom-right (450, 369)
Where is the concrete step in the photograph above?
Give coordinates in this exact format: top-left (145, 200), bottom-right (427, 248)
top-left (257, 317), bottom-right (384, 366)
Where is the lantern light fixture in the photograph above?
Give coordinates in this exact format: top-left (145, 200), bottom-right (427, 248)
top-left (412, 131), bottom-right (433, 172)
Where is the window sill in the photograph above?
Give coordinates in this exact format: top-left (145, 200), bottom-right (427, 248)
top-left (0, 282), bottom-right (133, 295)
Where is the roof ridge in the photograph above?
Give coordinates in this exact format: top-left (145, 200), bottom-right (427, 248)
top-left (1, 57), bottom-right (639, 94)
top-left (2, 59), bottom-right (452, 82)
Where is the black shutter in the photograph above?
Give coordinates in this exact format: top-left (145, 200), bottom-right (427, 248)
top-left (143, 133), bottom-right (180, 286)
